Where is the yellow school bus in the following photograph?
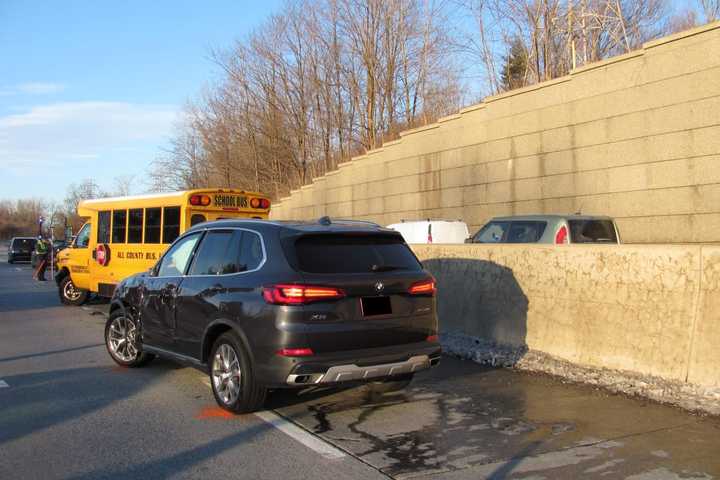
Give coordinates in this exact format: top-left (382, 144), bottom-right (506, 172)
top-left (55, 188), bottom-right (270, 305)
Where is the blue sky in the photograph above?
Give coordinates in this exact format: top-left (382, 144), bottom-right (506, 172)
top-left (0, 0), bottom-right (282, 202)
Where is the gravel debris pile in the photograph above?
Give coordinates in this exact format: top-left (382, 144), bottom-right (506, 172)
top-left (441, 331), bottom-right (720, 416)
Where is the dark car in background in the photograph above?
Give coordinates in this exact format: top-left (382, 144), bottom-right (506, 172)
top-left (7, 237), bottom-right (37, 263)
top-left (105, 218), bottom-right (441, 413)
top-left (468, 215), bottom-right (621, 245)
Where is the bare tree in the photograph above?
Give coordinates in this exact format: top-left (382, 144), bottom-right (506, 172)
top-left (462, 0), bottom-right (670, 92)
top-left (699, 0), bottom-right (720, 22)
top-left (667, 8), bottom-right (699, 33)
top-left (155, 0), bottom-right (464, 199)
top-left (0, 198), bottom-right (47, 239)
top-left (112, 175), bottom-right (135, 196)
top-left (149, 112), bottom-right (212, 192)
top-left (63, 179), bottom-right (105, 215)
top-left (62, 179), bottom-right (108, 231)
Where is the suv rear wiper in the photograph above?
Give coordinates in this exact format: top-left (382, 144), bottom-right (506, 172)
top-left (371, 264), bottom-right (405, 272)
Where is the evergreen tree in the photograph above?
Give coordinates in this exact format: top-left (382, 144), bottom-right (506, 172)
top-left (500, 38), bottom-right (529, 91)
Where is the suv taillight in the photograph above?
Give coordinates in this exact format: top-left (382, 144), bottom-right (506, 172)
top-left (262, 284), bottom-right (345, 305)
top-left (409, 278), bottom-right (436, 296)
top-left (277, 348), bottom-right (314, 357)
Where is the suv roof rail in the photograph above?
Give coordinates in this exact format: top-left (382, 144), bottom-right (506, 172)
top-left (317, 217), bottom-right (380, 227)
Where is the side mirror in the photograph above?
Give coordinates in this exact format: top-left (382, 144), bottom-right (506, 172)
top-left (464, 237), bottom-right (473, 244)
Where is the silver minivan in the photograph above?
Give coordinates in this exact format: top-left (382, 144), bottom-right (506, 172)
top-left (468, 215), bottom-right (621, 245)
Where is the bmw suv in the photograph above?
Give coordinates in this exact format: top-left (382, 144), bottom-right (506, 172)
top-left (105, 218), bottom-right (441, 413)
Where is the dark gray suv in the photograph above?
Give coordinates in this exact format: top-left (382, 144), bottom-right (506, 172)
top-left (106, 218), bottom-right (441, 413)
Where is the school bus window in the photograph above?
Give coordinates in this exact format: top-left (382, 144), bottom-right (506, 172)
top-left (128, 209), bottom-right (143, 244)
top-left (98, 211), bottom-right (110, 244)
top-left (190, 214), bottom-right (206, 227)
top-left (145, 207), bottom-right (161, 244)
top-left (112, 210), bottom-right (127, 243)
top-left (162, 206), bottom-right (181, 244)
top-left (76, 223), bottom-right (91, 248)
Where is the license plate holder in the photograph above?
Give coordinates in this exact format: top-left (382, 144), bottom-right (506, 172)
top-left (361, 296), bottom-right (392, 317)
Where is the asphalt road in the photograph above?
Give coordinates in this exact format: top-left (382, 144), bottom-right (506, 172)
top-left (1, 254), bottom-right (719, 479)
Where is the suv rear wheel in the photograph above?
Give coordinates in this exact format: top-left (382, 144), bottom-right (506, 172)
top-left (210, 332), bottom-right (266, 413)
top-left (105, 311), bottom-right (154, 367)
top-left (59, 275), bottom-right (88, 306)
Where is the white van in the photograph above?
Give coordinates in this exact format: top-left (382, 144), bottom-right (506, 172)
top-left (387, 220), bottom-right (470, 244)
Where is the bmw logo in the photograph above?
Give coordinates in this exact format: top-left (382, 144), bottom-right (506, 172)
top-left (375, 282), bottom-right (384, 293)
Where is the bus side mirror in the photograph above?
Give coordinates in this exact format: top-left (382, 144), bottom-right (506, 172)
top-left (464, 237), bottom-right (473, 244)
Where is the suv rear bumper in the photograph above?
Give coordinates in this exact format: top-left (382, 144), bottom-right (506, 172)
top-left (286, 354), bottom-right (437, 385)
top-left (257, 341), bottom-right (442, 388)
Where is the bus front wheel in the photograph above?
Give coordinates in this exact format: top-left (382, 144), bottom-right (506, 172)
top-left (59, 276), bottom-right (88, 306)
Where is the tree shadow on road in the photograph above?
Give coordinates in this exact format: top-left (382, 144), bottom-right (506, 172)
top-left (62, 421), bottom-right (272, 480)
top-left (0, 363), bottom-right (173, 447)
top-left (0, 360), bottom-right (275, 480)
top-left (0, 343), bottom-right (104, 363)
top-left (0, 288), bottom-right (59, 313)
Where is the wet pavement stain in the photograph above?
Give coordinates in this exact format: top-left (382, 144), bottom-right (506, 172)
top-left (270, 356), bottom-right (720, 479)
top-left (308, 405), bottom-right (332, 434)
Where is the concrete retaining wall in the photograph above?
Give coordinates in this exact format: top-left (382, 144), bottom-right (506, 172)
top-left (411, 244), bottom-right (720, 389)
top-left (271, 22), bottom-right (720, 244)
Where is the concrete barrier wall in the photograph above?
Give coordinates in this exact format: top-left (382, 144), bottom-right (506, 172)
top-left (411, 244), bottom-right (720, 389)
top-left (271, 22), bottom-right (720, 244)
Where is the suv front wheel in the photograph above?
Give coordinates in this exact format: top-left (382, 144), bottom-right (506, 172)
top-left (210, 332), bottom-right (266, 413)
top-left (105, 311), bottom-right (154, 367)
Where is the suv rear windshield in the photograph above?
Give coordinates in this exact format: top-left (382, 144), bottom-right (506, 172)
top-left (568, 220), bottom-right (618, 243)
top-left (290, 234), bottom-right (422, 274)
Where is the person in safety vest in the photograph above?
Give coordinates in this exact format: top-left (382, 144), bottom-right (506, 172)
top-left (33, 235), bottom-right (49, 281)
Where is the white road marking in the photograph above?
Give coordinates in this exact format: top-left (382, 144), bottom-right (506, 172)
top-left (255, 410), bottom-right (346, 460)
top-left (15, 268), bottom-right (22, 272)
top-left (0, 380), bottom-right (9, 388)
top-left (197, 375), bottom-right (345, 459)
